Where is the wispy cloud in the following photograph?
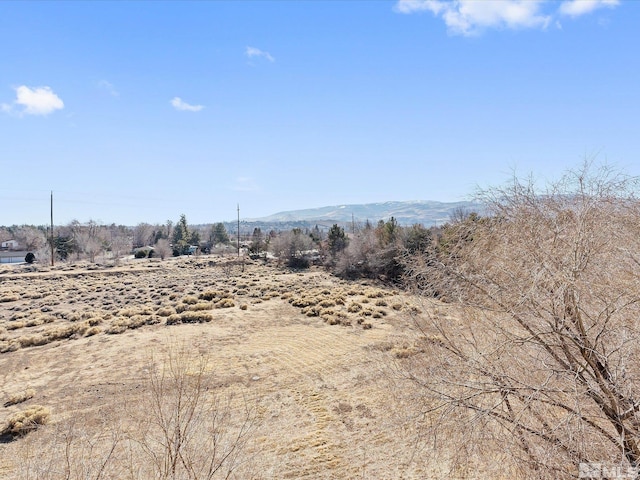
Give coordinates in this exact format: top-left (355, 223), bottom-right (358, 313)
top-left (97, 79), bottom-right (119, 97)
top-left (559, 0), bottom-right (619, 18)
top-left (1, 85), bottom-right (64, 116)
top-left (394, 0), bottom-right (448, 15)
top-left (394, 0), bottom-right (620, 36)
top-left (245, 46), bottom-right (275, 63)
top-left (170, 97), bottom-right (204, 112)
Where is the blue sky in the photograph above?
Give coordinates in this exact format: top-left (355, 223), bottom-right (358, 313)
top-left (1, 0), bottom-right (637, 226)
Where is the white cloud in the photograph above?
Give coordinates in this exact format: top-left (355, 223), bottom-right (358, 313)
top-left (97, 80), bottom-right (119, 97)
top-left (170, 97), bottom-right (204, 112)
top-left (395, 0), bottom-right (551, 35)
top-left (394, 0), bottom-right (448, 14)
top-left (2, 85), bottom-right (64, 116)
top-left (245, 46), bottom-right (275, 63)
top-left (559, 0), bottom-right (619, 17)
top-left (395, 0), bottom-right (619, 35)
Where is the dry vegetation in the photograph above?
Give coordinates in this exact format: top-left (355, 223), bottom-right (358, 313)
top-left (401, 164), bottom-right (640, 478)
top-left (0, 259), bottom-right (401, 355)
top-left (0, 256), bottom-right (441, 479)
top-left (2, 164), bottom-right (635, 479)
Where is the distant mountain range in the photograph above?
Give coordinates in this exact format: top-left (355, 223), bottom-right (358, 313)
top-left (244, 200), bottom-right (483, 227)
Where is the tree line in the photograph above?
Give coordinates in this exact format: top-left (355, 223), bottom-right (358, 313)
top-left (0, 215), bottom-right (238, 264)
top-left (0, 211), bottom-right (438, 271)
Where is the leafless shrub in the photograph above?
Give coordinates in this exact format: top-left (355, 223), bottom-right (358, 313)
top-left (128, 344), bottom-right (258, 479)
top-left (154, 238), bottom-right (171, 261)
top-left (11, 345), bottom-right (259, 479)
top-left (403, 162), bottom-right (640, 478)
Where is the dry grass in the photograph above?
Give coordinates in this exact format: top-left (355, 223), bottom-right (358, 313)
top-left (0, 292), bottom-right (20, 303)
top-left (0, 256), bottom-right (510, 479)
top-left (166, 311), bottom-right (214, 324)
top-left (2, 405), bottom-right (50, 437)
top-left (3, 388), bottom-right (35, 407)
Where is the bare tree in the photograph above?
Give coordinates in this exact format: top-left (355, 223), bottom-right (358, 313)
top-left (154, 238), bottom-right (171, 261)
top-left (109, 229), bottom-right (133, 265)
top-left (78, 234), bottom-right (104, 263)
top-left (35, 244), bottom-right (53, 266)
top-left (65, 220), bottom-right (84, 261)
top-left (0, 227), bottom-right (11, 243)
top-left (334, 226), bottom-right (378, 278)
top-left (447, 205), bottom-right (475, 224)
top-left (74, 220), bottom-right (107, 263)
top-left (129, 344), bottom-right (258, 479)
top-left (403, 163), bottom-right (640, 478)
top-left (13, 226), bottom-right (46, 251)
top-left (269, 229), bottom-right (314, 267)
top-left (133, 223), bottom-right (154, 249)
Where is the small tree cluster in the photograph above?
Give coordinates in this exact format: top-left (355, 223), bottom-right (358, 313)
top-left (172, 214), bottom-right (200, 256)
top-left (326, 224), bottom-right (348, 265)
top-left (249, 227), bottom-right (266, 256)
top-left (53, 220), bottom-right (132, 264)
top-left (209, 222), bottom-right (230, 246)
top-left (269, 228), bottom-right (316, 268)
top-left (331, 218), bottom-right (433, 283)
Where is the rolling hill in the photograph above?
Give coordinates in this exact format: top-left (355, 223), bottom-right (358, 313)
top-left (245, 200), bottom-right (482, 227)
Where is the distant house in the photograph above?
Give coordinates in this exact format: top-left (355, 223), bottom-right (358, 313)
top-left (0, 250), bottom-right (29, 264)
top-left (0, 240), bottom-right (20, 251)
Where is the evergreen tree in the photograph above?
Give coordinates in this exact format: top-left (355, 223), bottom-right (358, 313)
top-left (249, 227), bottom-right (265, 254)
top-left (404, 224), bottom-right (432, 254)
top-left (376, 217), bottom-right (399, 246)
top-left (172, 214), bottom-right (190, 255)
top-left (310, 225), bottom-right (323, 244)
top-left (189, 230), bottom-right (201, 246)
top-left (327, 224), bottom-right (348, 255)
top-left (209, 223), bottom-right (230, 245)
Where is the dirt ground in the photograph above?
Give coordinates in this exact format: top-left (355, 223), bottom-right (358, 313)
top-left (0, 257), bottom-right (447, 479)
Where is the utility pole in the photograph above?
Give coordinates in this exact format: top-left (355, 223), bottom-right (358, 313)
top-left (237, 204), bottom-right (240, 257)
top-left (50, 191), bottom-right (55, 266)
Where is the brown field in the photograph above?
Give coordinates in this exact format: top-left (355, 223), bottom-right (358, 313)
top-left (0, 256), bottom-right (461, 479)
